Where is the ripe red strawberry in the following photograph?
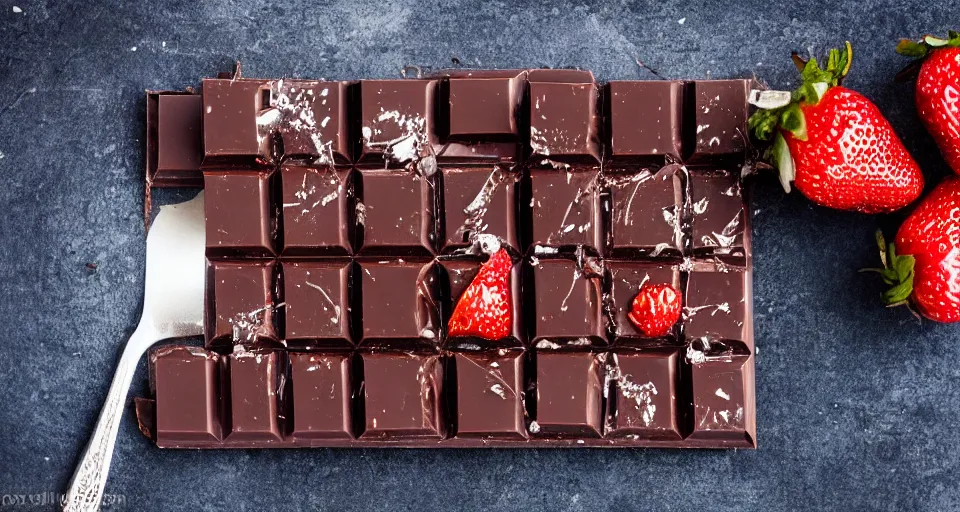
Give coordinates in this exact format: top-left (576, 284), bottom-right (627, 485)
top-left (448, 248), bottom-right (513, 339)
top-left (865, 177), bottom-right (960, 322)
top-left (627, 283), bottom-right (682, 337)
top-left (750, 42), bottom-right (923, 213)
top-left (897, 32), bottom-right (960, 175)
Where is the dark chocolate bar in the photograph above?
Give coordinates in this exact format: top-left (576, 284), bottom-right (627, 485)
top-left (140, 68), bottom-right (757, 449)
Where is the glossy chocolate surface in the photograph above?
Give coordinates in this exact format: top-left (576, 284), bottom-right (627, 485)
top-left (453, 351), bottom-right (527, 439)
top-left (606, 81), bottom-right (683, 162)
top-left (356, 169), bottom-right (435, 256)
top-left (358, 79), bottom-right (438, 165)
top-left (268, 79), bottom-right (352, 164)
top-left (280, 165), bottom-right (353, 256)
top-left (439, 166), bottom-right (520, 253)
top-left (202, 78), bottom-right (271, 166)
top-left (606, 165), bottom-right (684, 258)
top-left (604, 349), bottom-right (682, 440)
top-left (534, 352), bottom-right (604, 437)
top-left (689, 80), bottom-right (751, 161)
top-left (528, 79), bottom-right (601, 165)
top-left (288, 353), bottom-right (353, 439)
top-left (146, 91), bottom-right (204, 187)
top-left (156, 95), bottom-right (204, 180)
top-left (205, 260), bottom-right (278, 348)
top-left (689, 358), bottom-right (754, 444)
top-left (282, 261), bottom-right (353, 347)
top-left (142, 70), bottom-right (757, 450)
top-left (437, 70), bottom-right (526, 162)
top-left (529, 169), bottom-right (603, 254)
top-left (204, 171), bottom-right (276, 257)
top-left (357, 260), bottom-right (440, 347)
top-left (690, 169), bottom-right (747, 261)
top-left (529, 258), bottom-right (606, 347)
top-left (684, 262), bottom-right (751, 348)
top-left (151, 346), bottom-right (222, 444)
top-left (224, 351), bottom-right (284, 443)
top-left (360, 352), bottom-right (444, 439)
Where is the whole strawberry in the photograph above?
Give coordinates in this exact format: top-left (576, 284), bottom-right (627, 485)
top-left (448, 248), bottom-right (513, 339)
top-left (897, 32), bottom-right (960, 175)
top-left (750, 42), bottom-right (924, 213)
top-left (866, 177), bottom-right (960, 322)
top-left (627, 283), bottom-right (682, 337)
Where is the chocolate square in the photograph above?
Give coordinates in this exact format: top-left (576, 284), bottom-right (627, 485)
top-left (529, 258), bottom-right (606, 347)
top-left (533, 352), bottom-right (604, 437)
top-left (605, 349), bottom-right (681, 440)
top-left (606, 165), bottom-right (684, 258)
top-left (152, 346), bottom-right (222, 445)
top-left (205, 260), bottom-right (279, 348)
top-left (289, 353), bottom-right (353, 439)
top-left (529, 169), bottom-right (603, 255)
top-left (224, 351), bottom-right (284, 443)
top-left (690, 80), bottom-right (750, 160)
top-left (282, 261), bottom-right (353, 348)
top-left (357, 261), bottom-right (440, 347)
top-left (528, 80), bottom-right (601, 165)
top-left (439, 259), bottom-right (524, 348)
top-left (683, 262), bottom-right (751, 348)
top-left (156, 94), bottom-right (203, 179)
top-left (454, 352), bottom-right (527, 439)
top-left (360, 353), bottom-right (445, 439)
top-left (606, 81), bottom-right (683, 162)
top-left (269, 79), bottom-right (351, 164)
top-left (202, 78), bottom-right (271, 166)
top-left (280, 165), bottom-right (353, 256)
top-left (357, 169), bottom-right (435, 256)
top-left (689, 358), bottom-right (755, 445)
top-left (690, 169), bottom-right (747, 261)
top-left (358, 79), bottom-right (438, 165)
top-left (204, 171), bottom-right (276, 257)
top-left (448, 73), bottom-right (524, 137)
top-left (607, 261), bottom-right (681, 345)
top-left (439, 166), bottom-right (520, 253)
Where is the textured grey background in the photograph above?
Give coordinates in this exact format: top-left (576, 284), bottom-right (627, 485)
top-left (2, 1), bottom-right (960, 510)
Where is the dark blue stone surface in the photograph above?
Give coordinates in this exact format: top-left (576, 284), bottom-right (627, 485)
top-left (1, 1), bottom-right (960, 510)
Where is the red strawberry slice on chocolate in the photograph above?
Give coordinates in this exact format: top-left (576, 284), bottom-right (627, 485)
top-left (448, 248), bottom-right (513, 340)
top-left (627, 283), bottom-right (682, 337)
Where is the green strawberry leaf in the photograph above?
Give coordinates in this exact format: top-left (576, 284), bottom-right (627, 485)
top-left (864, 230), bottom-right (918, 307)
top-left (748, 108), bottom-right (782, 142)
top-left (779, 103), bottom-right (807, 140)
top-left (882, 277), bottom-right (914, 304)
top-left (892, 251), bottom-right (916, 282)
top-left (897, 39), bottom-right (929, 58)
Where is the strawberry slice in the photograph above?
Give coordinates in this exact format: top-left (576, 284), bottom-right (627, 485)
top-left (448, 248), bottom-right (513, 339)
top-left (627, 283), bottom-right (682, 337)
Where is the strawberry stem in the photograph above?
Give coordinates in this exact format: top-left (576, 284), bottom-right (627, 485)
top-left (863, 230), bottom-right (916, 306)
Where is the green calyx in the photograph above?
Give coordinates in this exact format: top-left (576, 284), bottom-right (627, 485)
top-left (748, 42), bottom-right (853, 192)
top-left (896, 31), bottom-right (960, 60)
top-left (896, 32), bottom-right (960, 81)
top-left (860, 230), bottom-right (916, 307)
